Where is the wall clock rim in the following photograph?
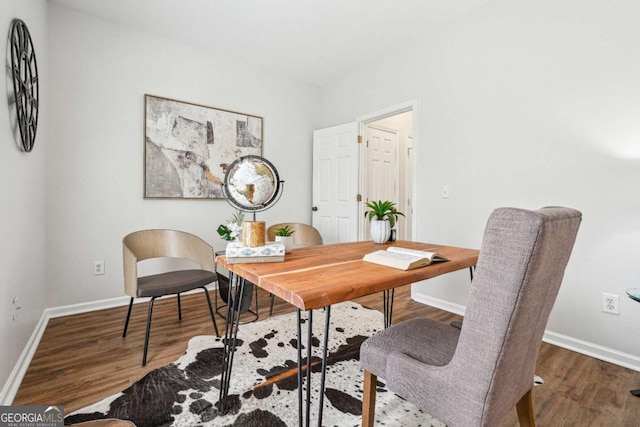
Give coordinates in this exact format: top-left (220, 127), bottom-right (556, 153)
top-left (9, 18), bottom-right (39, 153)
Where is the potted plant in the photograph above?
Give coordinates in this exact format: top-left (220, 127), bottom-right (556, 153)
top-left (217, 210), bottom-right (244, 242)
top-left (364, 200), bottom-right (405, 244)
top-left (274, 225), bottom-right (295, 253)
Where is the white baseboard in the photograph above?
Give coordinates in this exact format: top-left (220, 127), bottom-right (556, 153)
top-left (411, 292), bottom-right (467, 317)
top-left (0, 311), bottom-right (49, 405)
top-left (544, 331), bottom-right (640, 372)
top-left (46, 295), bottom-right (133, 319)
top-left (412, 291), bottom-right (640, 373)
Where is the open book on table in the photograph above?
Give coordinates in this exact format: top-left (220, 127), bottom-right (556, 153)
top-left (362, 246), bottom-right (449, 271)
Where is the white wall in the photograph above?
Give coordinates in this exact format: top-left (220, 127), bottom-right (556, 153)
top-left (2, 1), bottom-right (321, 392)
top-left (45, 4), bottom-right (320, 308)
top-left (0, 0), bottom-right (49, 395)
top-left (321, 0), bottom-right (640, 360)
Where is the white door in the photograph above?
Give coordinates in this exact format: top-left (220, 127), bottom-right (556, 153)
top-left (364, 125), bottom-right (399, 239)
top-left (312, 123), bottom-right (359, 244)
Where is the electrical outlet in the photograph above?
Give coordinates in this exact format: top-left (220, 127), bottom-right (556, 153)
top-left (93, 260), bottom-right (105, 276)
top-left (441, 185), bottom-right (451, 199)
top-left (602, 293), bottom-right (619, 315)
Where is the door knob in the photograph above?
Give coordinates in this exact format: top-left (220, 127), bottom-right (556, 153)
top-left (312, 206), bottom-right (318, 211)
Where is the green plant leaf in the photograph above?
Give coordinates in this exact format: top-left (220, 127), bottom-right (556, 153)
top-left (363, 200), bottom-right (404, 226)
top-left (274, 225), bottom-right (295, 236)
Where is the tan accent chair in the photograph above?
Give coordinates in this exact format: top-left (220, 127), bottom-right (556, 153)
top-left (266, 223), bottom-right (323, 314)
top-left (266, 222), bottom-right (324, 246)
top-left (122, 229), bottom-right (219, 366)
top-left (360, 207), bottom-right (582, 427)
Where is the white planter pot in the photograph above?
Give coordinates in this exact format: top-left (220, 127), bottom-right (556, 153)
top-left (275, 235), bottom-right (294, 253)
top-left (370, 219), bottom-right (391, 244)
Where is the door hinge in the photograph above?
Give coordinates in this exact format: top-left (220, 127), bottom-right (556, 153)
top-left (357, 135), bottom-right (362, 143)
top-left (357, 194), bottom-right (362, 202)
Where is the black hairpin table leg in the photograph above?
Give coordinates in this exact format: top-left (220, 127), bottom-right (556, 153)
top-left (296, 306), bottom-right (332, 427)
top-left (317, 306), bottom-right (331, 425)
top-left (218, 271), bottom-right (246, 413)
top-left (382, 289), bottom-right (395, 328)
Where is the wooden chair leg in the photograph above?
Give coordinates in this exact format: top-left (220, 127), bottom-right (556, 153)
top-left (362, 370), bottom-right (377, 427)
top-left (516, 389), bottom-right (536, 427)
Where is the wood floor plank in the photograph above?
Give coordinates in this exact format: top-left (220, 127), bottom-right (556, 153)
top-left (12, 286), bottom-right (640, 426)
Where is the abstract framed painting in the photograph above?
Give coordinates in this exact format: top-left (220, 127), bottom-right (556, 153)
top-left (144, 95), bottom-right (263, 199)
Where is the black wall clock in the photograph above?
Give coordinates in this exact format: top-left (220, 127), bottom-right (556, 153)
top-left (9, 19), bottom-right (39, 153)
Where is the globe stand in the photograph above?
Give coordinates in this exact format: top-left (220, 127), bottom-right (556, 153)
top-left (217, 155), bottom-right (285, 323)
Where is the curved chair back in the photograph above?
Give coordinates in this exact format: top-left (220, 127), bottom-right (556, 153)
top-left (267, 222), bottom-right (323, 246)
top-left (122, 229), bottom-right (215, 298)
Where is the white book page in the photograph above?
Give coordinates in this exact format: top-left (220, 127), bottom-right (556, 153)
top-left (386, 246), bottom-right (435, 259)
top-left (369, 250), bottom-right (419, 261)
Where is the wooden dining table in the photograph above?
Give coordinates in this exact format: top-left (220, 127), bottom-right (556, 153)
top-left (215, 240), bottom-right (479, 426)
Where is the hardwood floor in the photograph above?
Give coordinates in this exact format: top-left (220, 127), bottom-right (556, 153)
top-left (13, 286), bottom-right (640, 426)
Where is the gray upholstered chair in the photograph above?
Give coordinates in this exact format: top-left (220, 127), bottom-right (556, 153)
top-left (360, 207), bottom-right (582, 427)
top-left (122, 229), bottom-right (220, 366)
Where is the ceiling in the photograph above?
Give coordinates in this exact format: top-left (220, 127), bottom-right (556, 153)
top-left (50, 0), bottom-right (496, 87)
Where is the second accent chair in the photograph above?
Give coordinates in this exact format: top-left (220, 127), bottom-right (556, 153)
top-left (122, 229), bottom-right (220, 366)
top-left (266, 222), bottom-right (324, 246)
top-left (360, 207), bottom-right (582, 427)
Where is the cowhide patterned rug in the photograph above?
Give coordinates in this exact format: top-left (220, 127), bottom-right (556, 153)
top-left (65, 302), bottom-right (443, 427)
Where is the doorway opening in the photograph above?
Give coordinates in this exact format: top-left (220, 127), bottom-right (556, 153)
top-left (358, 100), bottom-right (416, 241)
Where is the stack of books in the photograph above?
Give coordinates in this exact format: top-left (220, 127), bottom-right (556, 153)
top-left (226, 241), bottom-right (285, 264)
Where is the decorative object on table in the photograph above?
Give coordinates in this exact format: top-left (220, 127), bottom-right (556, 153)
top-left (364, 200), bottom-right (405, 244)
top-left (222, 155), bottom-right (283, 214)
top-left (9, 19), bottom-right (39, 153)
top-left (65, 302), bottom-right (441, 427)
top-left (144, 95), bottom-right (263, 199)
top-left (241, 220), bottom-right (266, 247)
top-left (225, 241), bottom-right (285, 264)
top-left (216, 210), bottom-right (244, 241)
top-left (219, 155), bottom-right (284, 318)
top-left (363, 246), bottom-right (448, 271)
top-left (273, 224), bottom-right (295, 253)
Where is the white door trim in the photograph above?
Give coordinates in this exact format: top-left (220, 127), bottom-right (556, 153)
top-left (357, 99), bottom-right (418, 240)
